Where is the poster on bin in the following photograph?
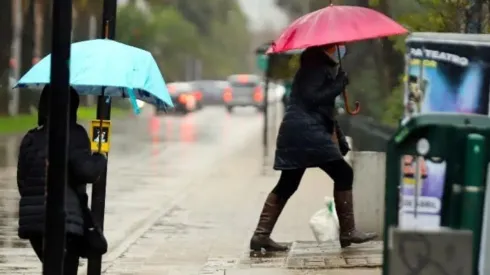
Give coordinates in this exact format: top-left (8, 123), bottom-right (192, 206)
top-left (401, 43), bottom-right (490, 229)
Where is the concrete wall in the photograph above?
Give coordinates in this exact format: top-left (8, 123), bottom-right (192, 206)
top-left (351, 151), bottom-right (386, 237)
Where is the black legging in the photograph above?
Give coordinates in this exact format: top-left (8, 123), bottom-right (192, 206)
top-left (272, 159), bottom-right (353, 200)
top-left (29, 234), bottom-right (81, 275)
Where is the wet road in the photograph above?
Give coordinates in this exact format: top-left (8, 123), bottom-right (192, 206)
top-left (0, 106), bottom-right (266, 273)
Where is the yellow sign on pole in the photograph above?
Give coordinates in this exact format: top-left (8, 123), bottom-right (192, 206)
top-left (89, 120), bottom-right (111, 153)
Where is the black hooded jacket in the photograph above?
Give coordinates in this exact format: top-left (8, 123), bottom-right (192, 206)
top-left (273, 46), bottom-right (349, 170)
top-left (17, 85), bottom-right (107, 238)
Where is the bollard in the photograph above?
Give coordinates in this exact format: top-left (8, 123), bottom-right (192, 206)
top-left (460, 133), bottom-right (486, 274)
top-left (352, 151), bottom-right (386, 236)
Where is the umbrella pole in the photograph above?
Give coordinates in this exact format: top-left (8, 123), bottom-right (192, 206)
top-left (87, 0), bottom-right (117, 275)
top-left (43, 0), bottom-right (72, 274)
top-left (336, 45), bottom-right (360, 115)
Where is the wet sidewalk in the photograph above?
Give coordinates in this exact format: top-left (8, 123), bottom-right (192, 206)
top-left (0, 107), bottom-right (382, 274)
top-left (0, 108), bottom-right (267, 274)
top-left (102, 128), bottom-right (382, 275)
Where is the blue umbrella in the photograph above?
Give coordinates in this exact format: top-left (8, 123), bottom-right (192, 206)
top-left (16, 39), bottom-right (174, 112)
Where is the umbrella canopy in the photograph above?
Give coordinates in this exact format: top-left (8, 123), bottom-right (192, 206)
top-left (268, 5), bottom-right (408, 54)
top-left (16, 39), bottom-right (173, 108)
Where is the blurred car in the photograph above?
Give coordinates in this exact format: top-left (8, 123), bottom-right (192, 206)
top-left (223, 74), bottom-right (264, 113)
top-left (156, 82), bottom-right (197, 115)
top-left (187, 82), bottom-right (204, 110)
top-left (191, 80), bottom-right (229, 106)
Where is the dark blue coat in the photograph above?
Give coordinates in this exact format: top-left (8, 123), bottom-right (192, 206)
top-left (274, 47), bottom-right (349, 170)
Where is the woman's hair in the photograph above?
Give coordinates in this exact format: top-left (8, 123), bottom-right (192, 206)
top-left (300, 45), bottom-right (336, 68)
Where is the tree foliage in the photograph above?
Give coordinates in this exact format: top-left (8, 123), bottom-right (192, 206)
top-left (117, 4), bottom-right (201, 81)
top-left (116, 0), bottom-right (252, 81)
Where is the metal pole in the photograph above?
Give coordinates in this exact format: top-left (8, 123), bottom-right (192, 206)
top-left (43, 0), bottom-right (72, 274)
top-left (413, 157), bottom-right (422, 222)
top-left (262, 56), bottom-right (272, 174)
top-left (465, 0), bottom-right (483, 33)
top-left (87, 0), bottom-right (116, 274)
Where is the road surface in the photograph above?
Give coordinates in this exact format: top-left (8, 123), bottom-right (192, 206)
top-left (0, 106), bottom-right (381, 274)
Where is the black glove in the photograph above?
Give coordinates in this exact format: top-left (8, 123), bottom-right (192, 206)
top-left (336, 69), bottom-right (349, 82)
top-left (336, 70), bottom-right (349, 87)
top-left (339, 137), bottom-right (350, 156)
top-left (335, 120), bottom-right (350, 156)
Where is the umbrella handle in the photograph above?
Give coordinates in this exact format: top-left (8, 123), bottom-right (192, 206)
top-left (342, 90), bottom-right (360, 115)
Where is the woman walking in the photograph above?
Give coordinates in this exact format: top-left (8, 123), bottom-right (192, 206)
top-left (250, 45), bottom-right (377, 252)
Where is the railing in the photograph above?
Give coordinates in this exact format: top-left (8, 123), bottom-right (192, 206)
top-left (337, 114), bottom-right (396, 152)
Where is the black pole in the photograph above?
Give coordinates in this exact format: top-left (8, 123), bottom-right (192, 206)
top-left (43, 0), bottom-right (72, 274)
top-left (87, 0), bottom-right (117, 274)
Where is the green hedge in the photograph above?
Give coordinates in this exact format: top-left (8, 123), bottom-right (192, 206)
top-left (0, 107), bottom-right (128, 135)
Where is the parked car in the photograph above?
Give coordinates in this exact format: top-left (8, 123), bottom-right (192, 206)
top-left (223, 74), bottom-right (264, 113)
top-left (156, 82), bottom-right (197, 115)
top-left (190, 80), bottom-right (229, 106)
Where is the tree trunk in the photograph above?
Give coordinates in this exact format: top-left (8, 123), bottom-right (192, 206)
top-left (18, 0), bottom-right (35, 114)
top-left (0, 0), bottom-right (13, 116)
top-left (343, 0), bottom-right (371, 73)
top-left (73, 9), bottom-right (91, 42)
top-left (373, 0), bottom-right (402, 97)
top-left (74, 9), bottom-right (92, 106)
top-left (465, 0), bottom-right (483, 33)
top-left (41, 0), bottom-right (51, 57)
top-left (381, 38), bottom-right (403, 93)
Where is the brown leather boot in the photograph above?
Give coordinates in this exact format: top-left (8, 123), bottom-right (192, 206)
top-left (250, 193), bottom-right (289, 252)
top-left (334, 190), bottom-right (377, 248)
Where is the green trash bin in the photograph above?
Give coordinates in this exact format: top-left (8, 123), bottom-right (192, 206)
top-left (382, 113), bottom-right (490, 275)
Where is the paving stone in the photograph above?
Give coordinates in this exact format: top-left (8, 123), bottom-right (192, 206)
top-left (304, 258), bottom-right (327, 268)
top-left (286, 241), bottom-right (382, 269)
top-left (324, 256), bottom-right (348, 268)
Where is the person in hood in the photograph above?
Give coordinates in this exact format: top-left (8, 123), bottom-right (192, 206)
top-left (249, 45), bottom-right (377, 252)
top-left (17, 85), bottom-right (107, 274)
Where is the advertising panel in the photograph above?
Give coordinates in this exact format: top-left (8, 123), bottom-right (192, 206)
top-left (401, 37), bottom-right (490, 229)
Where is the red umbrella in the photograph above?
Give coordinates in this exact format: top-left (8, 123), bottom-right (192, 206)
top-left (267, 5), bottom-right (408, 115)
top-left (268, 5), bottom-right (408, 54)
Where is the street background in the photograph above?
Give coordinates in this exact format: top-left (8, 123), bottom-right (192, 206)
top-left (1, 0), bottom-right (489, 274)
